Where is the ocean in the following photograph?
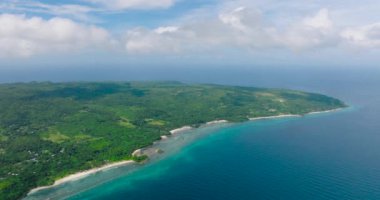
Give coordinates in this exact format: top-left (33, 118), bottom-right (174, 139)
top-left (25, 68), bottom-right (380, 200)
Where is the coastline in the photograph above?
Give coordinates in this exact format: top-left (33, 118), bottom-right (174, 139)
top-left (170, 126), bottom-right (193, 134)
top-left (205, 120), bottom-right (229, 125)
top-left (29, 160), bottom-right (135, 194)
top-left (249, 114), bottom-right (301, 121)
top-left (28, 123), bottom-right (220, 195)
top-left (249, 108), bottom-right (343, 121)
top-left (27, 108), bottom-right (342, 196)
top-left (307, 108), bottom-right (342, 115)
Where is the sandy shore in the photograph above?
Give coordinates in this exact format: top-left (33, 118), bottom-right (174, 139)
top-left (249, 108), bottom-right (343, 121)
top-left (28, 108), bottom-right (342, 195)
top-left (170, 126), bottom-right (193, 134)
top-left (161, 135), bottom-right (169, 140)
top-left (29, 125), bottom-right (202, 194)
top-left (206, 120), bottom-right (229, 125)
top-left (29, 126), bottom-right (196, 194)
top-left (28, 160), bottom-right (135, 194)
top-left (249, 114), bottom-right (301, 121)
top-left (307, 108), bottom-right (342, 115)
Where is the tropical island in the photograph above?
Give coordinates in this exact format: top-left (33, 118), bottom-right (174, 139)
top-left (0, 81), bottom-right (346, 200)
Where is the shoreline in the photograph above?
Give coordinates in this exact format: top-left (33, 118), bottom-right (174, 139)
top-left (205, 120), bottom-right (229, 125)
top-left (249, 108), bottom-right (343, 121)
top-left (307, 108), bottom-right (342, 115)
top-left (28, 122), bottom-right (224, 195)
top-left (249, 114), bottom-right (301, 121)
top-left (28, 160), bottom-right (135, 194)
top-left (27, 108), bottom-right (342, 196)
top-left (170, 126), bottom-right (193, 135)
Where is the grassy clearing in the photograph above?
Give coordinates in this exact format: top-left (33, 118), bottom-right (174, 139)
top-left (41, 130), bottom-right (69, 143)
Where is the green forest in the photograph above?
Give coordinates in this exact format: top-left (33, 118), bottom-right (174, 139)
top-left (0, 82), bottom-right (346, 200)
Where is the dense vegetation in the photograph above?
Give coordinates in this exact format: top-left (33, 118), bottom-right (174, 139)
top-left (0, 82), bottom-right (345, 200)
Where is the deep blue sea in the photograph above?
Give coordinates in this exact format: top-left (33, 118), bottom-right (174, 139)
top-left (25, 68), bottom-right (380, 200)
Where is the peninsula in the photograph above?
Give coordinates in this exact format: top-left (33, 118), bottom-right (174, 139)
top-left (0, 82), bottom-right (346, 200)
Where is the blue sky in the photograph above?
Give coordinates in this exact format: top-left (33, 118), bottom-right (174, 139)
top-left (1, 0), bottom-right (380, 70)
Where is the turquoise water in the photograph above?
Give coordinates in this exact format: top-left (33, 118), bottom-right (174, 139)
top-left (26, 69), bottom-right (380, 200)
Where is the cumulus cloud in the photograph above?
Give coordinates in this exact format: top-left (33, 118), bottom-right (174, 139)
top-left (0, 1), bottom-right (97, 22)
top-left (85, 0), bottom-right (176, 10)
top-left (303, 9), bottom-right (333, 30)
top-left (341, 23), bottom-right (380, 48)
top-left (125, 26), bottom-right (192, 54)
top-left (3, 0), bottom-right (380, 58)
top-left (0, 14), bottom-right (112, 57)
top-left (278, 9), bottom-right (339, 50)
top-left (123, 6), bottom-right (266, 53)
top-left (123, 7), bottom-right (339, 54)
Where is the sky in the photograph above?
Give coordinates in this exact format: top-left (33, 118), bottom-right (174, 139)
top-left (1, 0), bottom-right (380, 72)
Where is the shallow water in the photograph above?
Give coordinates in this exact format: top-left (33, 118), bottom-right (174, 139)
top-left (25, 123), bottom-right (234, 200)
top-left (25, 69), bottom-right (380, 200)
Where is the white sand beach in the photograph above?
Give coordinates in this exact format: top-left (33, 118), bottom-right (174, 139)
top-left (307, 108), bottom-right (342, 115)
top-left (28, 108), bottom-right (343, 195)
top-left (206, 120), bottom-right (229, 125)
top-left (249, 114), bottom-right (301, 121)
top-left (29, 160), bottom-right (135, 194)
top-left (170, 126), bottom-right (193, 134)
top-left (249, 108), bottom-right (342, 121)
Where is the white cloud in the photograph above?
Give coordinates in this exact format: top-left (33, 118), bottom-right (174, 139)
top-left (219, 7), bottom-right (252, 32)
top-left (3, 0), bottom-right (380, 58)
top-left (85, 0), bottom-right (176, 10)
top-left (341, 23), bottom-right (380, 48)
top-left (216, 6), bottom-right (276, 48)
top-left (125, 26), bottom-right (186, 54)
top-left (154, 26), bottom-right (179, 34)
top-left (278, 9), bottom-right (338, 50)
top-left (0, 14), bottom-right (112, 57)
top-left (123, 6), bottom-right (269, 54)
top-left (0, 1), bottom-right (97, 22)
top-left (126, 6), bottom-right (380, 55)
top-left (303, 9), bottom-right (333, 30)
top-left (123, 7), bottom-right (339, 54)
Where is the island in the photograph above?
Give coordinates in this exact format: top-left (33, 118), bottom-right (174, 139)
top-left (0, 81), bottom-right (346, 200)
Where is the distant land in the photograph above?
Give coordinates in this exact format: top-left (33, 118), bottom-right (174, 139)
top-left (0, 81), bottom-right (346, 200)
